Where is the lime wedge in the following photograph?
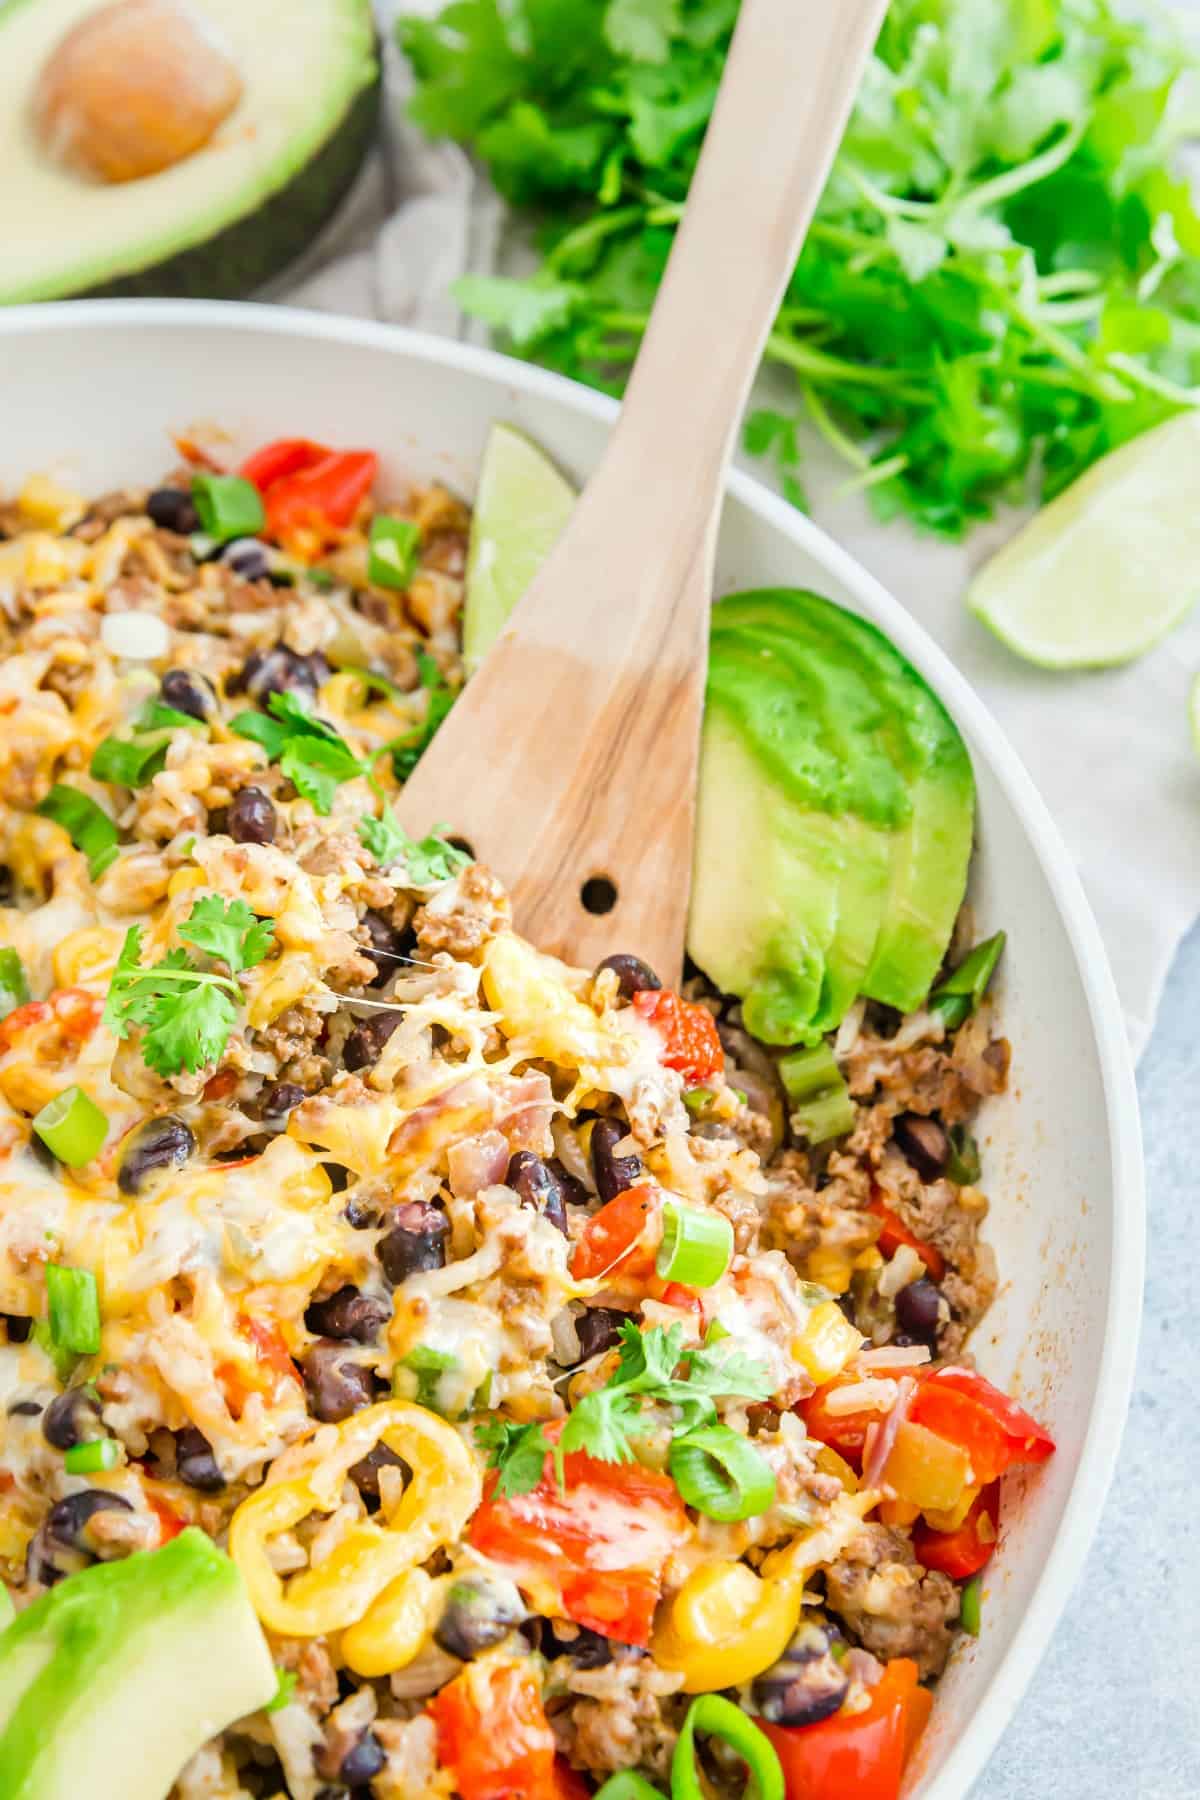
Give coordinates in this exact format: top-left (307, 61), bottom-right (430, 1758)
top-left (463, 424), bottom-right (576, 674)
top-left (1190, 671), bottom-right (1200, 757)
top-left (968, 411), bottom-right (1200, 668)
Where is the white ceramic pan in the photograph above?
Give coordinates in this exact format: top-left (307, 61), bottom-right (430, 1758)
top-left (0, 300), bottom-right (1144, 1798)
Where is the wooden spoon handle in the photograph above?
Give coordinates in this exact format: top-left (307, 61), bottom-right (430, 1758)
top-left (398, 0), bottom-right (887, 977)
top-left (592, 0), bottom-right (890, 540)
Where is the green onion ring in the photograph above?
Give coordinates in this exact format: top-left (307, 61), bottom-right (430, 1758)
top-left (670, 1694), bottom-right (784, 1800)
top-left (368, 516), bottom-right (421, 589)
top-left (668, 1423), bottom-right (777, 1522)
top-left (33, 1087), bottom-right (107, 1168)
top-left (64, 1438), bottom-right (120, 1475)
top-left (190, 472), bottom-right (266, 544)
top-left (594, 1775), bottom-right (667, 1800)
top-left (960, 1571), bottom-right (983, 1636)
top-left (655, 1199), bottom-right (732, 1288)
top-left (45, 1264), bottom-right (101, 1356)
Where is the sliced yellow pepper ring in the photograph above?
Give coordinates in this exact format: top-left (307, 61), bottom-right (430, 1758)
top-left (229, 1401), bottom-right (481, 1654)
top-left (341, 1568), bottom-right (440, 1677)
top-left (653, 1493), bottom-right (875, 1693)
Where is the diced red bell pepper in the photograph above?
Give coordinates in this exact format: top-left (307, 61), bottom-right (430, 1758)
top-left (263, 450), bottom-right (378, 543)
top-left (0, 987), bottom-right (100, 1057)
top-left (866, 1197), bottom-right (945, 1281)
top-left (797, 1372), bottom-right (894, 1469)
top-left (239, 438), bottom-right (330, 491)
top-left (912, 1482), bottom-right (1000, 1579)
top-left (430, 1658), bottom-right (563, 1800)
top-left (631, 988), bottom-right (724, 1083)
top-left (570, 1183), bottom-right (661, 1284)
top-left (467, 1436), bottom-right (689, 1648)
top-left (762, 1658), bottom-right (932, 1800)
top-left (909, 1366), bottom-right (1055, 1485)
top-left (145, 1490), bottom-right (185, 1546)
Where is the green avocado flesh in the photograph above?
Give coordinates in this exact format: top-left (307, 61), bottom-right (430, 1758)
top-left (0, 1528), bottom-right (275, 1800)
top-left (0, 0), bottom-right (378, 304)
top-left (697, 591), bottom-right (975, 1036)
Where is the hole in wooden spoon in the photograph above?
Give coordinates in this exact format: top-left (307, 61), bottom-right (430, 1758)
top-left (580, 875), bottom-right (618, 915)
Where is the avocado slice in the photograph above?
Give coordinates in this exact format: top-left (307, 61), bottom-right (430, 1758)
top-left (0, 0), bottom-right (379, 303)
top-left (0, 1527), bottom-right (275, 1799)
top-left (709, 591), bottom-right (974, 1015)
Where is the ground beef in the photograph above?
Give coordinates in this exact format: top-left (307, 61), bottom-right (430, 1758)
top-left (552, 1653), bottom-right (687, 1780)
top-left (413, 864), bottom-right (510, 956)
top-left (823, 1522), bottom-right (960, 1679)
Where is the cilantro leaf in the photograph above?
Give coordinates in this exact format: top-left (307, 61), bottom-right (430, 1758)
top-left (178, 896), bottom-right (275, 975)
top-left (281, 736), bottom-right (362, 813)
top-left (357, 812), bottom-right (470, 885)
top-left (475, 1418), bottom-right (553, 1497)
top-left (104, 901), bottom-right (276, 1077)
top-left (390, 652), bottom-right (457, 782)
top-left (229, 710), bottom-right (290, 760)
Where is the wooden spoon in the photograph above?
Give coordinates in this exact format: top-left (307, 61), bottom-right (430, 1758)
top-left (398, 0), bottom-right (889, 980)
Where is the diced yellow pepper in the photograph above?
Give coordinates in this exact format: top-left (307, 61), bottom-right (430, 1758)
top-left (922, 1484), bottom-right (981, 1534)
top-left (879, 1496), bottom-right (921, 1529)
top-left (853, 1246), bottom-right (884, 1271)
top-left (18, 475), bottom-right (86, 532)
top-left (166, 868), bottom-right (206, 900)
top-left (881, 1420), bottom-right (972, 1512)
top-left (792, 1300), bottom-right (863, 1384)
top-left (813, 1444), bottom-right (859, 1493)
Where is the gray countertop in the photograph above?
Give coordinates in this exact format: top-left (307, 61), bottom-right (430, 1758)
top-left (977, 923), bottom-right (1200, 1797)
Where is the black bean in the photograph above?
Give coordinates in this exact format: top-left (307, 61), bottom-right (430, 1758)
top-left (342, 1194), bottom-right (378, 1230)
top-left (0, 865), bottom-right (14, 903)
top-left (574, 1306), bottom-right (628, 1364)
top-left (377, 1201), bottom-right (449, 1285)
top-left (349, 1442), bottom-right (405, 1505)
top-left (227, 786), bottom-right (276, 845)
top-left (8, 1400), bottom-right (42, 1417)
top-left (47, 1489), bottom-right (133, 1551)
top-left (506, 1151), bottom-right (568, 1236)
top-left (894, 1278), bottom-right (944, 1346)
top-left (42, 1385), bottom-right (105, 1450)
top-left (160, 667), bottom-right (214, 722)
top-left (590, 1118), bottom-right (641, 1204)
top-left (435, 1576), bottom-right (525, 1661)
top-left (117, 1115), bottom-right (196, 1196)
top-left (176, 1425), bottom-right (225, 1491)
top-left (146, 487), bottom-right (199, 534)
top-left (262, 1082), bottom-right (305, 1122)
top-left (232, 644), bottom-right (330, 704)
top-left (527, 1618), bottom-right (614, 1667)
top-left (361, 910), bottom-right (414, 988)
top-left (305, 1285), bottom-right (390, 1344)
top-left (222, 538), bottom-right (272, 581)
top-left (892, 1113), bottom-right (950, 1183)
top-left (752, 1622), bottom-right (849, 1727)
top-left (595, 953), bottom-right (662, 998)
top-left (1, 1312), bottom-right (31, 1344)
top-left (548, 1157), bottom-right (590, 1210)
top-left (344, 1010), bottom-right (403, 1073)
top-left (337, 1733), bottom-right (386, 1788)
top-left (302, 1340), bottom-right (377, 1422)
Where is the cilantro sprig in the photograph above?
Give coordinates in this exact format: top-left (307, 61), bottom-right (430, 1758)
top-left (476, 1321), bottom-right (771, 1497)
top-left (405, 0), bottom-right (1200, 538)
top-left (230, 689), bottom-right (467, 884)
top-left (104, 896), bottom-right (276, 1076)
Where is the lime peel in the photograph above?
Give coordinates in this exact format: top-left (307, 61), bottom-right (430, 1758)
top-left (463, 424), bottom-right (576, 674)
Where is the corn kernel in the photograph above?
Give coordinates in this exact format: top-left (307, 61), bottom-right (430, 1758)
top-left (853, 1246), bottom-right (884, 1271)
top-left (803, 1247), bottom-right (854, 1294)
top-left (18, 475), bottom-right (86, 532)
top-left (167, 868), bottom-right (206, 900)
top-left (9, 815), bottom-right (72, 892)
top-left (793, 1300), bottom-right (863, 1384)
top-left (814, 1444), bottom-right (859, 1493)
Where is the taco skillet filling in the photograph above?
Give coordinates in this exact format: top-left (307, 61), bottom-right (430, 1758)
top-left (0, 448), bottom-right (1052, 1800)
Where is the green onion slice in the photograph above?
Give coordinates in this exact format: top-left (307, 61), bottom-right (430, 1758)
top-left (960, 1572), bottom-right (983, 1637)
top-left (368, 516), bottom-right (421, 589)
top-left (0, 949), bottom-right (29, 1022)
top-left (656, 1200), bottom-right (732, 1288)
top-left (190, 473), bottom-right (265, 544)
top-left (668, 1424), bottom-right (777, 1522)
top-left (64, 1437), bottom-right (120, 1475)
top-left (790, 1086), bottom-right (855, 1146)
top-left (594, 1776), bottom-right (666, 1800)
top-left (929, 931), bottom-right (1006, 1031)
top-left (264, 1668), bottom-right (298, 1713)
top-left (45, 1264), bottom-right (101, 1356)
top-left (34, 1087), bottom-right (107, 1167)
top-left (946, 1124), bottom-right (982, 1187)
top-left (671, 1693), bottom-right (784, 1800)
top-left (397, 1345), bottom-right (457, 1412)
top-left (776, 1041), bottom-right (840, 1103)
top-left (35, 784), bottom-right (120, 881)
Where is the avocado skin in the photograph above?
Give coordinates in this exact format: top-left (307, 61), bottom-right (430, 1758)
top-left (78, 67), bottom-right (380, 300)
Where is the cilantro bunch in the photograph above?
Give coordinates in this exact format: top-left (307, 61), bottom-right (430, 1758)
top-left (104, 896), bottom-right (275, 1075)
top-left (477, 1319), bottom-right (771, 1496)
top-left (404, 0), bottom-right (1200, 535)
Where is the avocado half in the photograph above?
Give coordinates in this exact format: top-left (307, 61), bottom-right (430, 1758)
top-left (0, 0), bottom-right (379, 303)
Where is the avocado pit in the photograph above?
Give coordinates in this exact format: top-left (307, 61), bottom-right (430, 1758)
top-left (33, 0), bottom-right (243, 184)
